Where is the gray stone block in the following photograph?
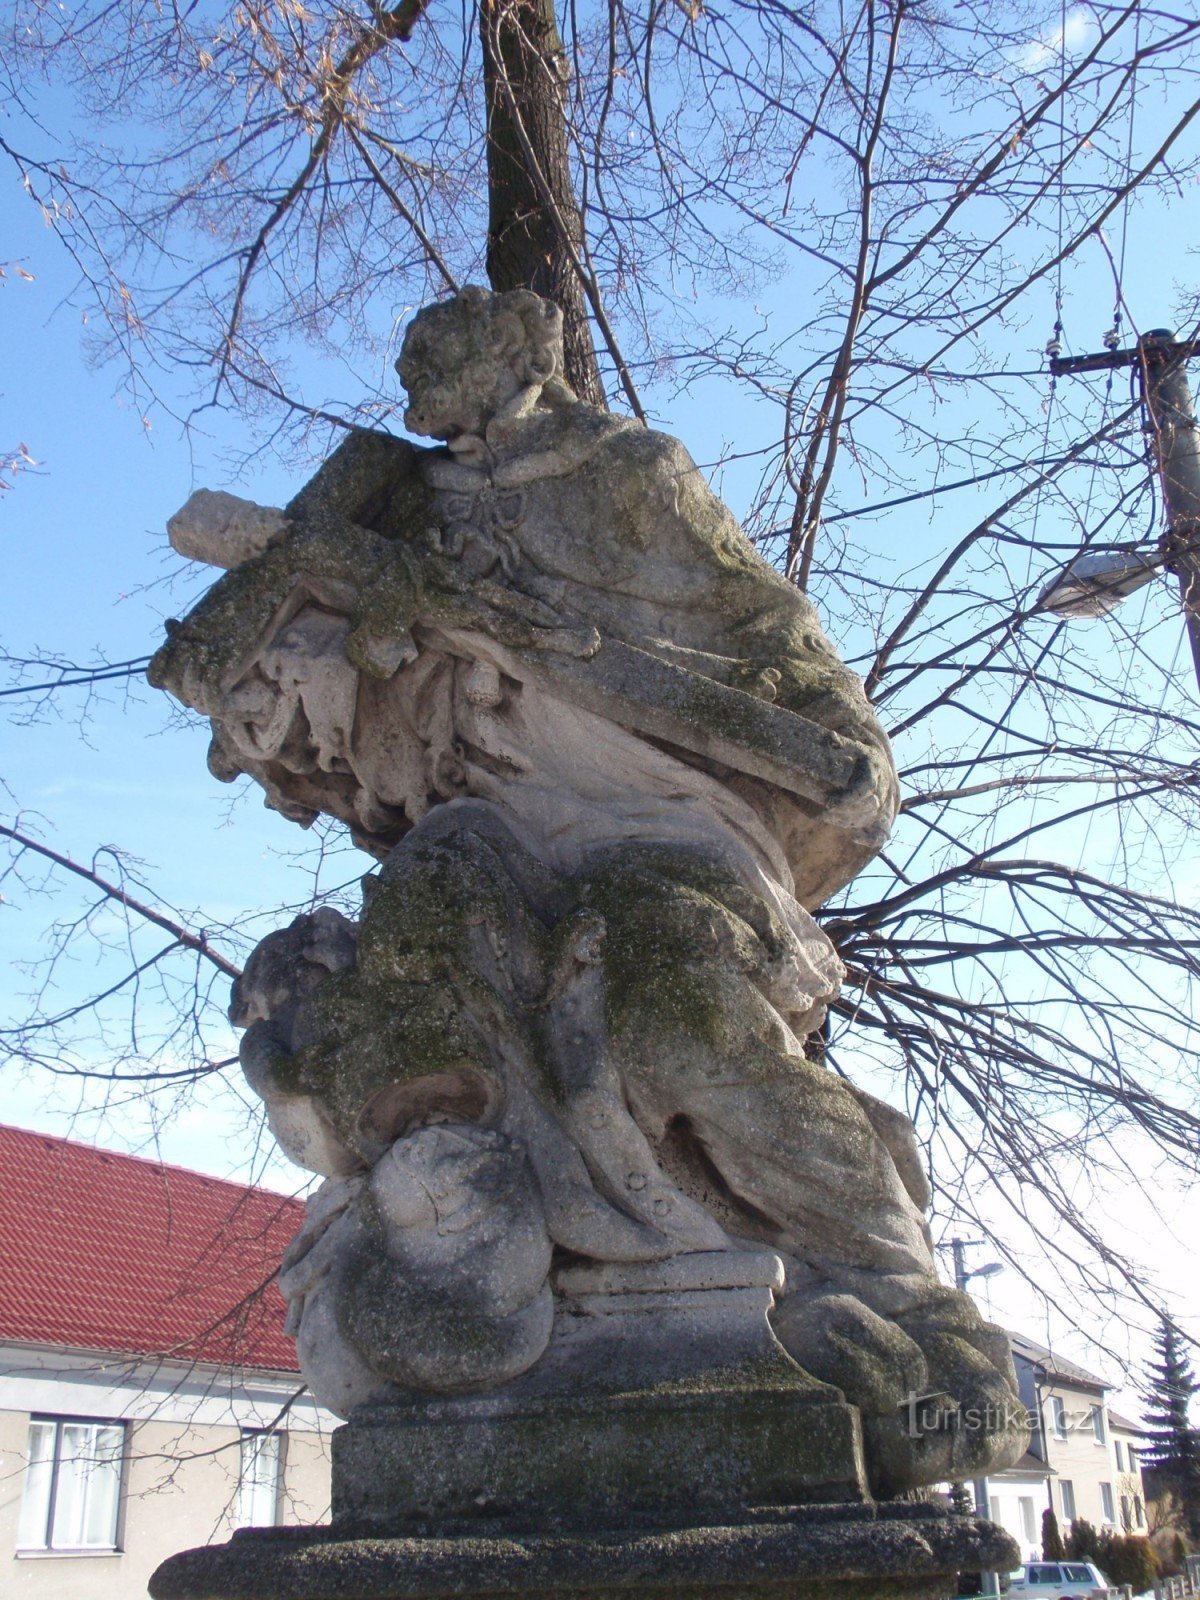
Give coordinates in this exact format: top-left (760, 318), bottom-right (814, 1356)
top-left (330, 1258), bottom-right (868, 1537)
top-left (333, 1386), bottom-right (866, 1535)
top-left (149, 1503), bottom-right (1020, 1600)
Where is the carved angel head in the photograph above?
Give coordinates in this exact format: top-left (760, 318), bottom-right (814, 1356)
top-left (396, 286), bottom-right (565, 440)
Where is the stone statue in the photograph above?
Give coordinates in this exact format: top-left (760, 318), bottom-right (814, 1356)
top-left (150, 287), bottom-right (1026, 1501)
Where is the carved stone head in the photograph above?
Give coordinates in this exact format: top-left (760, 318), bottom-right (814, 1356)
top-left (396, 285), bottom-right (565, 440)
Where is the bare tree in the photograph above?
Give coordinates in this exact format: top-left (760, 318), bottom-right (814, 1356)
top-left (4, 0), bottom-right (1200, 1349)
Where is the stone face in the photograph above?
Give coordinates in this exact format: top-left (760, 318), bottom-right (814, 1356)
top-left (147, 285), bottom-right (1029, 1537)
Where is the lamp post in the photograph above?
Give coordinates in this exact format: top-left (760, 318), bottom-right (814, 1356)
top-left (1041, 330), bottom-right (1200, 698)
top-left (943, 1239), bottom-right (1006, 1597)
top-left (949, 1239), bottom-right (1004, 1298)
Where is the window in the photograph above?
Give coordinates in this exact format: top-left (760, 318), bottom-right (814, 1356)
top-left (1059, 1479), bottom-right (1077, 1521)
top-left (1100, 1482), bottom-right (1115, 1522)
top-left (1090, 1405), bottom-right (1106, 1444)
top-left (1051, 1396), bottom-right (1068, 1439)
top-left (1064, 1566), bottom-right (1095, 1583)
top-left (1134, 1496), bottom-right (1144, 1526)
top-left (1121, 1494), bottom-right (1131, 1531)
top-left (1030, 1566), bottom-right (1062, 1585)
top-left (1019, 1497), bottom-right (1037, 1545)
top-left (238, 1430), bottom-right (283, 1527)
top-left (18, 1417), bottom-right (125, 1552)
top-left (1115, 1439), bottom-right (1125, 1471)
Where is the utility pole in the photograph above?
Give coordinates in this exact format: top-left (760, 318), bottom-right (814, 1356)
top-left (1049, 330), bottom-right (1200, 694)
top-left (944, 1239), bottom-right (1003, 1593)
top-left (950, 1238), bottom-right (969, 1296)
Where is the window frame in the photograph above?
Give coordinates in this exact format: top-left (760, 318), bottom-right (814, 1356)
top-left (1018, 1496), bottom-right (1037, 1545)
top-left (17, 1414), bottom-right (127, 1554)
top-left (1059, 1478), bottom-right (1077, 1521)
top-left (1100, 1482), bottom-right (1115, 1523)
top-left (238, 1427), bottom-right (286, 1529)
top-left (1050, 1396), bottom-right (1068, 1439)
top-left (1090, 1405), bottom-right (1106, 1445)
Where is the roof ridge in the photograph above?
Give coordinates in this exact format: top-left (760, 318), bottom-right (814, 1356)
top-left (2, 1121), bottom-right (307, 1370)
top-left (1005, 1328), bottom-right (1110, 1389)
top-left (0, 1120), bottom-right (302, 1202)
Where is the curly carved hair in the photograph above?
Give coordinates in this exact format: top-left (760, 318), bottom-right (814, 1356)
top-left (404, 285), bottom-right (566, 388)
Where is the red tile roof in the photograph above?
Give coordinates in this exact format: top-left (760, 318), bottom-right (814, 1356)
top-left (0, 1123), bottom-right (305, 1371)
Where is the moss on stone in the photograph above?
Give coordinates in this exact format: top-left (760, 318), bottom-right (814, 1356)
top-left (579, 846), bottom-right (783, 1059)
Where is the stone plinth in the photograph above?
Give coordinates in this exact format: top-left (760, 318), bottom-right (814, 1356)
top-left (334, 1252), bottom-right (867, 1536)
top-left (150, 1252), bottom-right (1019, 1600)
top-left (149, 1504), bottom-right (1018, 1600)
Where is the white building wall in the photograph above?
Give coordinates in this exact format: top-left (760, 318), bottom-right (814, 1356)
top-left (985, 1475), bottom-right (1051, 1565)
top-left (1029, 1382), bottom-right (1149, 1537)
top-left (1109, 1426), bottom-right (1149, 1535)
top-left (1, 1342), bottom-right (334, 1600)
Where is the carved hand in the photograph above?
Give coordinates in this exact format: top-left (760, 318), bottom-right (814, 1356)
top-left (346, 539), bottom-right (600, 678)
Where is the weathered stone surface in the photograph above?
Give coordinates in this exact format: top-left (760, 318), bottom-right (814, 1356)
top-left (149, 290), bottom-right (899, 899)
top-left (148, 1504), bottom-right (1020, 1600)
top-left (332, 1251), bottom-right (867, 1536)
top-left (146, 286), bottom-right (1029, 1510)
top-left (334, 1387), bottom-right (865, 1537)
top-left (168, 488), bottom-right (290, 568)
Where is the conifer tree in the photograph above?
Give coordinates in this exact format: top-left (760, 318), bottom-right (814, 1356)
top-left (949, 1482), bottom-right (975, 1518)
top-left (1042, 1508), bottom-right (1066, 1562)
top-left (1141, 1318), bottom-right (1200, 1540)
top-left (1067, 1519), bottom-right (1100, 1563)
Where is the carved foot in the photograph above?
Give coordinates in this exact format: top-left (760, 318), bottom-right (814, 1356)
top-left (772, 1286), bottom-right (1027, 1496)
top-left (863, 1296), bottom-right (1028, 1495)
top-left (770, 1293), bottom-right (927, 1416)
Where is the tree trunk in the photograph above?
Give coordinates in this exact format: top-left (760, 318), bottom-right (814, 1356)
top-left (479, 0), bottom-right (606, 408)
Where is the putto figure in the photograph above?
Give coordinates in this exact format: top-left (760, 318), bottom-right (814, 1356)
top-left (151, 287), bottom-right (1026, 1495)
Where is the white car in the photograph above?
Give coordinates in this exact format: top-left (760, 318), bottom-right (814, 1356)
top-left (1003, 1561), bottom-right (1111, 1599)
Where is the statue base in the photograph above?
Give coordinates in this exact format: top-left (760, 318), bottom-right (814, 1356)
top-left (148, 1504), bottom-right (1017, 1600)
top-left (150, 1253), bottom-right (1018, 1599)
top-left (334, 1252), bottom-right (867, 1534)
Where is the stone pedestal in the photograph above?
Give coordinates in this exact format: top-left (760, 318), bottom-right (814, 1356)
top-left (149, 1504), bottom-right (1016, 1600)
top-left (149, 1253), bottom-right (1018, 1600)
top-left (333, 1252), bottom-right (866, 1536)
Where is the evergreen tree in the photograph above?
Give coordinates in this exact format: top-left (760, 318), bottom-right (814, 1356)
top-left (1042, 1508), bottom-right (1066, 1562)
top-left (949, 1482), bottom-right (975, 1517)
top-left (1095, 1531), bottom-right (1159, 1591)
top-left (1067, 1519), bottom-right (1100, 1563)
top-left (1142, 1318), bottom-right (1200, 1540)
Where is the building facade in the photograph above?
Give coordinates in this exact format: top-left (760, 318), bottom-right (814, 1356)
top-left (0, 1124), bottom-right (334, 1599)
top-left (977, 1331), bottom-right (1150, 1564)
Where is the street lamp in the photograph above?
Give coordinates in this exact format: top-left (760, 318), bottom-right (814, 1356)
top-left (940, 1239), bottom-right (1007, 1598)
top-left (943, 1237), bottom-right (1004, 1295)
top-left (1035, 548), bottom-right (1161, 618)
top-left (967, 1261), bottom-right (1005, 1285)
top-left (1044, 329), bottom-right (1200, 695)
